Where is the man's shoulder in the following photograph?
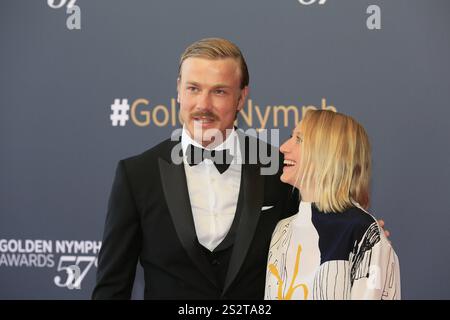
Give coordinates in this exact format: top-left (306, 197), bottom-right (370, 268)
top-left (236, 129), bottom-right (280, 150)
top-left (236, 129), bottom-right (282, 162)
top-left (121, 138), bottom-right (178, 168)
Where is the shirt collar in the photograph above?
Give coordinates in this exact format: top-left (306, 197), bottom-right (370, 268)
top-left (181, 125), bottom-right (240, 158)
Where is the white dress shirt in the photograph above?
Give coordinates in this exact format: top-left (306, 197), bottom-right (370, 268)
top-left (181, 127), bottom-right (242, 252)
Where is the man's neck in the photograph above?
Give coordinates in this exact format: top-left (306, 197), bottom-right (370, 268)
top-left (183, 126), bottom-right (235, 150)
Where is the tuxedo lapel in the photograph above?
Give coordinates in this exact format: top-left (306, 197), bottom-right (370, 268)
top-left (222, 132), bottom-right (265, 296)
top-left (158, 141), bottom-right (219, 289)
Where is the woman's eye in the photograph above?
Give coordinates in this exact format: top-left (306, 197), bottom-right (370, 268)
top-left (296, 136), bottom-right (303, 143)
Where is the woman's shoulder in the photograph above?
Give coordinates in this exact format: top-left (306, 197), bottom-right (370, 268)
top-left (341, 205), bottom-right (378, 227)
top-left (312, 204), bottom-right (381, 241)
top-left (340, 205), bottom-right (385, 246)
top-left (272, 214), bottom-right (297, 234)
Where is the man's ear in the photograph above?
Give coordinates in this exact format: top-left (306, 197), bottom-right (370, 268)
top-left (176, 77), bottom-right (181, 103)
top-left (237, 86), bottom-right (249, 111)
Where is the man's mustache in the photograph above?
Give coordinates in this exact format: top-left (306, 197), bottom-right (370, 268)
top-left (190, 111), bottom-right (219, 121)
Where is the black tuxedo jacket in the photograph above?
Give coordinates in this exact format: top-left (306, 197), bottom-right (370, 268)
top-left (92, 131), bottom-right (299, 299)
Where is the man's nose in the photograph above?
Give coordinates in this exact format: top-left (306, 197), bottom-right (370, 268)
top-left (197, 92), bottom-right (213, 111)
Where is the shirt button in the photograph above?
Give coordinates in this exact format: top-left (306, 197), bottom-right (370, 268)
top-left (212, 259), bottom-right (220, 266)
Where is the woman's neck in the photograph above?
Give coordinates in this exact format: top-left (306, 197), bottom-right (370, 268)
top-left (299, 186), bottom-right (316, 203)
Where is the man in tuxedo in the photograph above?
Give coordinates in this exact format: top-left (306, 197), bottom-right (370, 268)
top-left (92, 38), bottom-right (298, 299)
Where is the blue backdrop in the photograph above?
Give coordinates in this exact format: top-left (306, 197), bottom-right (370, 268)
top-left (1, 0), bottom-right (450, 299)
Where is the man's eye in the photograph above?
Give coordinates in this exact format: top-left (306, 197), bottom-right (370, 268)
top-left (214, 89), bottom-right (226, 95)
top-left (187, 86), bottom-right (198, 92)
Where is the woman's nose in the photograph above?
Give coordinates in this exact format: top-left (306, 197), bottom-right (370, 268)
top-left (280, 140), bottom-right (289, 154)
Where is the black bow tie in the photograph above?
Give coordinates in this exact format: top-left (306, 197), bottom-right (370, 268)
top-left (185, 144), bottom-right (233, 174)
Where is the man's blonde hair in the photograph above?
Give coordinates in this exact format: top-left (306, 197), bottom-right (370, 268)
top-left (178, 38), bottom-right (249, 89)
top-left (297, 110), bottom-right (371, 213)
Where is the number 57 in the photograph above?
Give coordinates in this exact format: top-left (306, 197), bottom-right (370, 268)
top-left (54, 256), bottom-right (97, 290)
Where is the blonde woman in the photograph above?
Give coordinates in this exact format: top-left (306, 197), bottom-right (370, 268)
top-left (265, 110), bottom-right (401, 300)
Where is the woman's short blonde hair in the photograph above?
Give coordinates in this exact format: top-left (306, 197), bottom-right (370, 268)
top-left (297, 110), bottom-right (371, 213)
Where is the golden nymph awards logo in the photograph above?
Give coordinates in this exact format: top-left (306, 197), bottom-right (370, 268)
top-left (0, 239), bottom-right (101, 290)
